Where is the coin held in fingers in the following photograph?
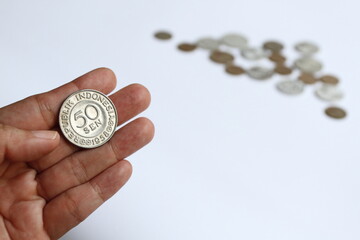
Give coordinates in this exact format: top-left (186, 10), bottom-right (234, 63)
top-left (59, 89), bottom-right (118, 148)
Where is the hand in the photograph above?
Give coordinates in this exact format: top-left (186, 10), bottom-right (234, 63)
top-left (0, 68), bottom-right (154, 240)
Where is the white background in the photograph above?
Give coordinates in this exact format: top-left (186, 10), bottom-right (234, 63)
top-left (1, 0), bottom-right (360, 239)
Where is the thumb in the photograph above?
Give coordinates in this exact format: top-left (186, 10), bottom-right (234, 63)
top-left (0, 124), bottom-right (60, 162)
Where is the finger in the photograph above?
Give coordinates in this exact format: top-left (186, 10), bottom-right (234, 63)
top-left (44, 160), bottom-right (132, 239)
top-left (0, 124), bottom-right (60, 162)
top-left (37, 117), bottom-right (154, 200)
top-left (0, 67), bottom-right (117, 130)
top-left (31, 83), bottom-right (151, 172)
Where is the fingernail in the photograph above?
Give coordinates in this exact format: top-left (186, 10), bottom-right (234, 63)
top-left (32, 130), bottom-right (58, 140)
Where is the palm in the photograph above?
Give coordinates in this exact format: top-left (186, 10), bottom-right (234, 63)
top-left (0, 68), bottom-right (154, 239)
top-left (0, 161), bottom-right (49, 239)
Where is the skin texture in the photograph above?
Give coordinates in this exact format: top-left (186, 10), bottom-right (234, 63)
top-left (0, 68), bottom-right (154, 240)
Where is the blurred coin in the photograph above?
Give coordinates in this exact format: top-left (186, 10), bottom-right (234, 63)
top-left (325, 106), bottom-right (347, 119)
top-left (269, 53), bottom-right (286, 63)
top-left (197, 37), bottom-right (220, 50)
top-left (59, 89), bottom-right (118, 148)
top-left (263, 41), bottom-right (284, 52)
top-left (220, 33), bottom-right (248, 49)
top-left (154, 31), bottom-right (172, 40)
top-left (319, 75), bottom-right (339, 85)
top-left (315, 84), bottom-right (344, 101)
top-left (225, 64), bottom-right (245, 75)
top-left (294, 58), bottom-right (322, 73)
top-left (210, 50), bottom-right (234, 64)
top-left (275, 65), bottom-right (292, 75)
top-left (247, 66), bottom-right (274, 80)
top-left (295, 41), bottom-right (319, 55)
top-left (298, 73), bottom-right (318, 84)
top-left (241, 47), bottom-right (266, 60)
top-left (177, 43), bottom-right (197, 52)
top-left (276, 80), bottom-right (304, 95)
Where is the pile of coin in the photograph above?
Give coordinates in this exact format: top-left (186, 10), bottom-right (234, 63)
top-left (154, 31), bottom-right (347, 120)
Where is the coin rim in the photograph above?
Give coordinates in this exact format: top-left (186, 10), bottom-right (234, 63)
top-left (58, 89), bottom-right (118, 149)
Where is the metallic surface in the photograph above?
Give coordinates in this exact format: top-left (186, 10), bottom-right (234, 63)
top-left (154, 31), bottom-right (172, 40)
top-left (220, 34), bottom-right (248, 49)
top-left (295, 41), bottom-right (319, 55)
top-left (59, 89), bottom-right (118, 148)
top-left (325, 106), bottom-right (347, 119)
top-left (298, 73), bottom-right (318, 84)
top-left (294, 57), bottom-right (322, 73)
top-left (247, 66), bottom-right (273, 80)
top-left (263, 41), bottom-right (284, 52)
top-left (275, 65), bottom-right (293, 75)
top-left (241, 47), bottom-right (266, 60)
top-left (209, 50), bottom-right (234, 64)
top-left (269, 53), bottom-right (286, 63)
top-left (315, 84), bottom-right (344, 101)
top-left (177, 43), bottom-right (197, 52)
top-left (276, 80), bottom-right (304, 95)
top-left (225, 64), bottom-right (245, 75)
top-left (319, 75), bottom-right (339, 85)
top-left (197, 37), bottom-right (220, 50)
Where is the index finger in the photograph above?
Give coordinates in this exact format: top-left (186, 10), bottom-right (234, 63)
top-left (0, 68), bottom-right (117, 130)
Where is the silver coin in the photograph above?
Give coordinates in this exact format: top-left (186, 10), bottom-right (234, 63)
top-left (197, 37), bottom-right (220, 50)
top-left (59, 89), bottom-right (118, 148)
top-left (294, 57), bottom-right (322, 73)
top-left (241, 47), bottom-right (267, 60)
top-left (247, 66), bottom-right (274, 80)
top-left (276, 80), bottom-right (304, 95)
top-left (295, 41), bottom-right (319, 55)
top-left (220, 33), bottom-right (248, 49)
top-left (315, 84), bottom-right (344, 102)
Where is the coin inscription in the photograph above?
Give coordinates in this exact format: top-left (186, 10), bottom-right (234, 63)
top-left (59, 89), bottom-right (118, 148)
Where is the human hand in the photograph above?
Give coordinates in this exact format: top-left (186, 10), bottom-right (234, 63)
top-left (0, 68), bottom-right (154, 240)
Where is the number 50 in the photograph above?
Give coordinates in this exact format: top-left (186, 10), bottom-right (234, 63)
top-left (74, 105), bottom-right (99, 128)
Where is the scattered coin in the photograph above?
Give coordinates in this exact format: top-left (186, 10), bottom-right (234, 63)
top-left (160, 30), bottom-right (347, 121)
top-left (197, 37), bottom-right (220, 50)
top-left (247, 66), bottom-right (274, 80)
top-left (241, 47), bottom-right (266, 60)
top-left (295, 41), bottom-right (319, 55)
top-left (178, 43), bottom-right (197, 52)
top-left (276, 80), bottom-right (304, 95)
top-left (319, 75), bottom-right (339, 85)
top-left (154, 31), bottom-right (172, 40)
top-left (221, 33), bottom-right (248, 49)
top-left (263, 41), bottom-right (284, 52)
top-left (269, 53), bottom-right (286, 63)
top-left (325, 106), bottom-right (347, 119)
top-left (210, 50), bottom-right (234, 64)
top-left (225, 64), bottom-right (245, 75)
top-left (275, 65), bottom-right (293, 75)
top-left (59, 89), bottom-right (118, 148)
top-left (315, 84), bottom-right (344, 102)
top-left (294, 57), bottom-right (322, 73)
top-left (298, 73), bottom-right (318, 84)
